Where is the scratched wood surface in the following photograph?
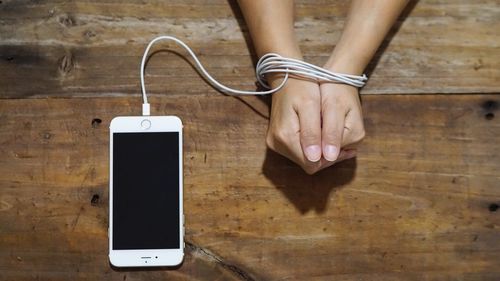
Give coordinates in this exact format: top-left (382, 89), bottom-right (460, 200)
top-left (1, 0), bottom-right (500, 280)
top-left (0, 0), bottom-right (499, 98)
top-left (0, 95), bottom-right (499, 280)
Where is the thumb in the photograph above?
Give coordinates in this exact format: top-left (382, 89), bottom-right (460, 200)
top-left (297, 98), bottom-right (322, 162)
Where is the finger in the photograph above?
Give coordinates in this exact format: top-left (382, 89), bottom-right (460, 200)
top-left (268, 107), bottom-right (322, 174)
top-left (321, 95), bottom-right (346, 161)
top-left (317, 148), bottom-right (357, 171)
top-left (275, 132), bottom-right (323, 175)
top-left (335, 149), bottom-right (357, 162)
top-left (341, 108), bottom-right (365, 148)
top-left (297, 97), bottom-right (322, 162)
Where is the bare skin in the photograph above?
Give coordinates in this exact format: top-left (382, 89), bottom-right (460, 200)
top-left (238, 0), bottom-right (409, 174)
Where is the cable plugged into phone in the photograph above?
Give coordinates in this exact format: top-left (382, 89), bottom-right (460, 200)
top-left (109, 36), bottom-right (365, 267)
top-left (139, 35), bottom-right (368, 116)
top-left (109, 115), bottom-right (184, 267)
top-left (142, 103), bottom-right (150, 116)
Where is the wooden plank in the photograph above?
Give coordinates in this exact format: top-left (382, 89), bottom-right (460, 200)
top-left (0, 94), bottom-right (499, 280)
top-left (1, 0), bottom-right (499, 98)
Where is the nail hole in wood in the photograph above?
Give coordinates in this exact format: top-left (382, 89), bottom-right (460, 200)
top-left (489, 203), bottom-right (498, 212)
top-left (84, 30), bottom-right (97, 38)
top-left (485, 112), bottom-right (494, 120)
top-left (91, 194), bottom-right (100, 206)
top-left (91, 118), bottom-right (102, 128)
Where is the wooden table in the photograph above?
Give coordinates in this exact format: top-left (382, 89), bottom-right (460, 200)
top-left (1, 1), bottom-right (499, 280)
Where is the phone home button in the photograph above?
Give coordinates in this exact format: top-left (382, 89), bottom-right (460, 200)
top-left (141, 119), bottom-right (151, 130)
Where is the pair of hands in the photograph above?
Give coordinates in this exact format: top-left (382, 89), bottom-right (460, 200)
top-left (265, 76), bottom-right (365, 175)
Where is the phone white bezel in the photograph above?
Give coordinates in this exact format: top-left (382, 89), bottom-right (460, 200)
top-left (109, 116), bottom-right (184, 267)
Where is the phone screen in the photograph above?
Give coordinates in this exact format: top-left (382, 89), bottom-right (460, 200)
top-left (112, 132), bottom-right (180, 250)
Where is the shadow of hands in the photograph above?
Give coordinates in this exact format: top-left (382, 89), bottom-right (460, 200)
top-left (262, 148), bottom-right (357, 214)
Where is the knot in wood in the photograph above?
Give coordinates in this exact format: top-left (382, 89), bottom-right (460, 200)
top-left (58, 52), bottom-right (74, 76)
top-left (58, 14), bottom-right (75, 27)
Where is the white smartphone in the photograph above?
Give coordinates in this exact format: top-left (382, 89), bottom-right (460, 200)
top-left (109, 116), bottom-right (184, 267)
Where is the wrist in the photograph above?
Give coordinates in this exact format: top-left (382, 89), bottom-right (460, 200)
top-left (263, 50), bottom-right (303, 87)
top-left (320, 83), bottom-right (361, 103)
top-left (259, 46), bottom-right (302, 61)
top-left (323, 47), bottom-right (369, 75)
top-left (254, 31), bottom-right (302, 60)
top-left (323, 57), bottom-right (366, 76)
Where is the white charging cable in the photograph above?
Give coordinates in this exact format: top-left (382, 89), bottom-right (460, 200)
top-left (140, 36), bottom-right (367, 116)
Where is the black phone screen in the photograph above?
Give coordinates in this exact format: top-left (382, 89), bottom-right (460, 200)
top-left (112, 132), bottom-right (180, 250)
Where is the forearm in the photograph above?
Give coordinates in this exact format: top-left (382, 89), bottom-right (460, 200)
top-left (237, 0), bottom-right (301, 59)
top-left (325, 0), bottom-right (409, 74)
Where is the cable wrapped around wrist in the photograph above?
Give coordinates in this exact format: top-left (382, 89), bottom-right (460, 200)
top-left (140, 36), bottom-right (368, 114)
top-left (255, 53), bottom-right (367, 89)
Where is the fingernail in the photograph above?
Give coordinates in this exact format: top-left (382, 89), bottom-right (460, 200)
top-left (323, 145), bottom-right (338, 161)
top-left (304, 145), bottom-right (321, 162)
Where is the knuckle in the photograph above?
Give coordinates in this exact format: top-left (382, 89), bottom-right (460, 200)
top-left (352, 128), bottom-right (366, 143)
top-left (323, 91), bottom-right (343, 105)
top-left (323, 128), bottom-right (341, 143)
top-left (301, 129), bottom-right (321, 144)
top-left (273, 128), bottom-right (292, 145)
top-left (298, 94), bottom-right (320, 106)
top-left (265, 133), bottom-right (275, 150)
top-left (322, 92), bottom-right (355, 113)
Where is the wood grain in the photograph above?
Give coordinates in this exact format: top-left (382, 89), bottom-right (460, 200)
top-left (1, 0), bottom-right (499, 98)
top-left (0, 94), bottom-right (499, 280)
top-left (1, 0), bottom-right (499, 279)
